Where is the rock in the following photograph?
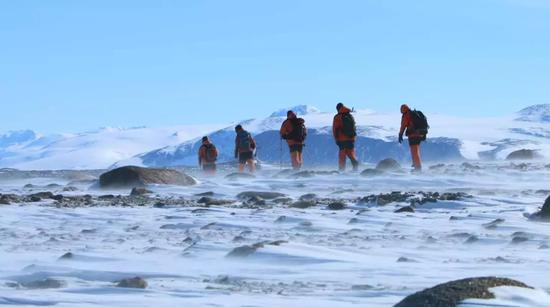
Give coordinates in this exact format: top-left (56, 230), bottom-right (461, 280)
top-left (98, 194), bottom-right (116, 200)
top-left (511, 236), bottom-right (529, 244)
top-left (299, 193), bottom-right (317, 201)
top-left (482, 218), bottom-right (505, 229)
top-left (58, 252), bottom-right (74, 260)
top-left (236, 191), bottom-right (286, 200)
top-left (506, 149), bottom-right (543, 160)
top-left (290, 171), bottom-right (316, 178)
top-left (130, 187), bottom-right (153, 196)
top-left (225, 172), bottom-right (256, 180)
top-left (116, 277), bottom-right (148, 289)
top-left (375, 158), bottom-right (402, 171)
top-left (461, 162), bottom-right (481, 170)
top-left (397, 257), bottom-right (417, 263)
top-left (51, 194), bottom-right (64, 201)
top-left (531, 196), bottom-right (550, 220)
top-left (328, 202), bottom-right (346, 210)
top-left (394, 277), bottom-right (531, 307)
top-left (28, 191), bottom-right (55, 200)
top-left (21, 278), bottom-right (66, 289)
top-left (63, 186), bottom-right (79, 192)
top-left (464, 235), bottom-right (479, 244)
top-left (290, 200), bottom-right (316, 209)
top-left (394, 206), bottom-right (415, 213)
top-left (99, 166), bottom-right (196, 188)
top-left (361, 168), bottom-right (385, 177)
top-left (226, 243), bottom-right (265, 258)
top-left (197, 197), bottom-right (234, 206)
top-left (195, 191), bottom-right (215, 197)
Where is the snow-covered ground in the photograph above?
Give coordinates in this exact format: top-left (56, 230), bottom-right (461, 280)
top-left (1, 162), bottom-right (550, 306)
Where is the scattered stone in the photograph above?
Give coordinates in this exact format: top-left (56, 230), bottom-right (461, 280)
top-left (58, 252), bottom-right (74, 260)
top-left (116, 277), bottom-right (148, 289)
top-left (51, 194), bottom-right (64, 201)
top-left (482, 218), bottom-right (505, 229)
top-left (299, 193), bottom-right (317, 201)
top-left (130, 187), bottom-right (153, 196)
top-left (98, 194), bottom-right (116, 200)
top-left (464, 235), bottom-right (479, 244)
top-left (28, 191), bottom-right (55, 200)
top-left (290, 171), bottom-right (316, 178)
top-left (236, 191), bottom-right (286, 200)
top-left (99, 166), bottom-right (196, 188)
top-left (290, 200), bottom-right (316, 209)
top-left (21, 278), bottom-right (66, 289)
top-left (195, 191), bottom-right (215, 197)
top-left (327, 202), bottom-right (346, 210)
top-left (511, 236), bottom-right (529, 244)
top-left (394, 206), bottom-right (415, 213)
top-left (226, 243), bottom-right (265, 258)
top-left (63, 186), bottom-right (79, 192)
top-left (376, 158), bottom-right (402, 171)
top-left (461, 162), bottom-right (481, 170)
top-left (506, 149), bottom-right (543, 160)
top-left (197, 197), bottom-right (234, 206)
top-left (397, 257), bottom-right (417, 263)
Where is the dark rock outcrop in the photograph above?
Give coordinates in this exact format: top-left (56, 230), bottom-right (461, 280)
top-left (236, 191), bottom-right (286, 200)
top-left (506, 149), bottom-right (543, 160)
top-left (99, 166), bottom-right (196, 188)
top-left (394, 277), bottom-right (531, 307)
top-left (394, 206), bottom-right (415, 213)
top-left (21, 278), bottom-right (66, 289)
top-left (130, 187), bottom-right (153, 196)
top-left (328, 202), bottom-right (346, 210)
top-left (361, 168), bottom-right (385, 177)
top-left (531, 196), bottom-right (550, 220)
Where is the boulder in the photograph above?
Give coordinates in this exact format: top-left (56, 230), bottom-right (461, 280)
top-left (360, 168), bottom-right (384, 177)
top-left (328, 202), bottom-right (346, 210)
top-left (506, 149), bottom-right (543, 160)
top-left (225, 172), bottom-right (256, 180)
top-left (532, 196), bottom-right (550, 220)
top-left (290, 200), bottom-right (316, 209)
top-left (116, 277), bottom-right (148, 289)
top-left (99, 166), bottom-right (196, 188)
top-left (226, 242), bottom-right (265, 258)
top-left (394, 277), bottom-right (531, 307)
top-left (376, 158), bottom-right (402, 171)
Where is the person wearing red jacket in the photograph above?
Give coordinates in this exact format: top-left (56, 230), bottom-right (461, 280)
top-left (234, 125), bottom-right (257, 173)
top-left (333, 103), bottom-right (359, 171)
top-left (399, 104), bottom-right (425, 171)
top-left (280, 111), bottom-right (307, 170)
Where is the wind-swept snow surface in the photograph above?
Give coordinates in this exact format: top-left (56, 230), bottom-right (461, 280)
top-left (0, 163), bottom-right (550, 306)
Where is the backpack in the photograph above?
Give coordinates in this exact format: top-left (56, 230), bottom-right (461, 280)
top-left (237, 131), bottom-right (252, 151)
top-left (203, 144), bottom-right (217, 163)
top-left (287, 118), bottom-right (307, 142)
top-left (409, 110), bottom-right (429, 135)
top-left (341, 113), bottom-right (357, 138)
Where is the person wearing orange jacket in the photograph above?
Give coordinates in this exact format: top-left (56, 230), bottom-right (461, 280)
top-left (198, 136), bottom-right (218, 175)
top-left (398, 104), bottom-right (425, 172)
top-left (280, 110), bottom-right (307, 170)
top-left (333, 103), bottom-right (359, 171)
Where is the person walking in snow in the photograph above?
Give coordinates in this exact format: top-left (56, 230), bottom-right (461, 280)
top-left (234, 125), bottom-right (256, 173)
top-left (280, 110), bottom-right (307, 170)
top-left (398, 104), bottom-right (429, 172)
top-left (332, 103), bottom-right (359, 171)
top-left (198, 136), bottom-right (218, 175)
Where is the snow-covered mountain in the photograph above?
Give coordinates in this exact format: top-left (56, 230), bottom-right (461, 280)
top-left (516, 104), bottom-right (550, 122)
top-left (2, 105), bottom-right (550, 170)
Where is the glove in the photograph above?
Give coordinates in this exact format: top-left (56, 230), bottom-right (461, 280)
top-left (398, 134), bottom-right (404, 144)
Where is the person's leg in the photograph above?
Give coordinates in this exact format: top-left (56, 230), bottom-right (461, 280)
top-left (410, 144), bottom-right (422, 170)
top-left (347, 148), bottom-right (359, 171)
top-left (290, 151), bottom-right (300, 170)
top-left (297, 151), bottom-right (303, 169)
top-left (247, 159), bottom-right (256, 172)
top-left (239, 163), bottom-right (245, 173)
top-left (338, 149), bottom-right (347, 171)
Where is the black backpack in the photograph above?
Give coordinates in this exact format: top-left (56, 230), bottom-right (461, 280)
top-left (237, 131), bottom-right (252, 151)
top-left (203, 144), bottom-right (217, 163)
top-left (287, 118), bottom-right (307, 142)
top-left (341, 113), bottom-right (357, 138)
top-left (410, 110), bottom-right (429, 135)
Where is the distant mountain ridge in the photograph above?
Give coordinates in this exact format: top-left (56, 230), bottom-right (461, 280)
top-left (2, 104), bottom-right (550, 170)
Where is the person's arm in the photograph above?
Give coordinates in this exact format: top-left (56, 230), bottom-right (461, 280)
top-left (280, 120), bottom-right (288, 139)
top-left (250, 135), bottom-right (256, 150)
top-left (332, 115), bottom-right (340, 141)
top-left (399, 113), bottom-right (409, 136)
top-left (198, 146), bottom-right (203, 166)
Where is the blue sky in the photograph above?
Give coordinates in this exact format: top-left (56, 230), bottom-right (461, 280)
top-left (1, 0), bottom-right (549, 133)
